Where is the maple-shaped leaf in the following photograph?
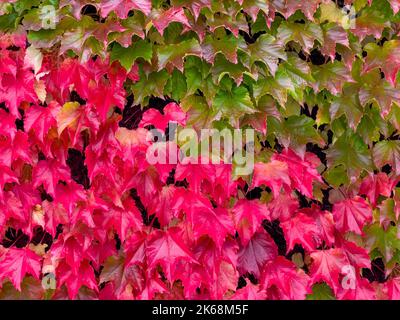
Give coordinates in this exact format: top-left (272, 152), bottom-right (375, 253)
top-left (325, 130), bottom-right (373, 180)
top-left (103, 198), bottom-right (143, 242)
top-left (57, 260), bottom-right (98, 300)
top-left (359, 70), bottom-right (400, 117)
top-left (351, 2), bottom-right (390, 41)
top-left (309, 248), bottom-right (349, 294)
top-left (267, 192), bottom-right (299, 221)
top-left (340, 239), bottom-right (371, 269)
top-left (332, 196), bottom-right (372, 235)
top-left (32, 159), bottom-right (72, 197)
top-left (24, 102), bottom-right (60, 143)
top-left (321, 24), bottom-right (349, 61)
top-left (139, 102), bottom-right (187, 131)
top-left (0, 65), bottom-right (37, 117)
top-left (359, 173), bottom-right (393, 207)
top-left (193, 237), bottom-right (238, 299)
top-left (57, 102), bottom-right (100, 147)
top-left (171, 0), bottom-right (211, 20)
top-left (281, 212), bottom-right (319, 253)
top-left (277, 21), bottom-right (323, 54)
top-left (189, 206), bottom-right (235, 250)
top-left (54, 182), bottom-right (86, 215)
top-left (157, 38), bottom-right (201, 72)
top-left (386, 277), bottom-right (400, 299)
top-left (0, 248), bottom-right (41, 291)
top-left (147, 185), bottom-right (181, 227)
top-left (0, 131), bottom-right (32, 167)
top-left (365, 223), bottom-right (400, 262)
top-left (100, 253), bottom-right (146, 299)
top-left (273, 149), bottom-right (323, 199)
top-left (260, 256), bottom-right (311, 300)
top-left (311, 61), bottom-right (353, 95)
top-left (201, 29), bottom-right (244, 65)
top-left (246, 34), bottom-right (287, 76)
top-left (364, 40), bottom-right (400, 87)
top-left (302, 205), bottom-right (336, 247)
top-left (151, 7), bottom-right (191, 36)
top-left (232, 199), bottom-right (269, 246)
top-left (42, 200), bottom-right (69, 238)
top-left (147, 228), bottom-right (197, 283)
top-left (336, 274), bottom-right (376, 300)
top-left (175, 158), bottom-right (215, 194)
top-left (373, 140), bottom-right (400, 176)
top-left (110, 40), bottom-right (152, 72)
top-left (237, 229), bottom-right (278, 278)
top-left (330, 85), bottom-right (363, 130)
top-left (250, 160), bottom-right (291, 197)
top-left (100, 0), bottom-right (152, 18)
top-left (0, 109), bottom-right (17, 141)
top-left (271, 0), bottom-right (322, 21)
top-left (231, 281), bottom-right (267, 300)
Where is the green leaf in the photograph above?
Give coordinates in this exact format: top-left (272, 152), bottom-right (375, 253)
top-left (246, 34), bottom-right (287, 75)
top-left (111, 40), bottom-right (153, 71)
top-left (157, 38), bottom-right (202, 72)
top-left (373, 140), bottom-right (400, 175)
top-left (306, 283), bottom-right (335, 300)
top-left (365, 223), bottom-right (400, 262)
top-left (131, 69), bottom-right (170, 105)
top-left (212, 81), bottom-right (256, 128)
top-left (325, 130), bottom-right (373, 179)
top-left (277, 21), bottom-right (324, 53)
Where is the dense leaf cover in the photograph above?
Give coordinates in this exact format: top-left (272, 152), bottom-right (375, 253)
top-left (0, 0), bottom-right (400, 300)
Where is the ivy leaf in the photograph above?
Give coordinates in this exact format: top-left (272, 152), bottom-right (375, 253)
top-left (373, 140), bottom-right (400, 175)
top-left (110, 40), bottom-right (152, 71)
top-left (325, 130), bottom-right (373, 179)
top-left (212, 83), bottom-right (256, 128)
top-left (332, 196), bottom-right (373, 235)
top-left (157, 38), bottom-right (201, 72)
top-left (246, 34), bottom-right (287, 76)
top-left (277, 21), bottom-right (323, 54)
top-left (364, 40), bottom-right (400, 87)
top-left (365, 223), bottom-right (400, 262)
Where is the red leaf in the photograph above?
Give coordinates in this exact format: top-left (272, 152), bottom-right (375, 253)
top-left (332, 196), bottom-right (373, 235)
top-left (232, 199), bottom-right (270, 246)
top-left (260, 256), bottom-right (311, 300)
top-left (237, 229), bottom-right (278, 278)
top-left (0, 248), bottom-right (41, 291)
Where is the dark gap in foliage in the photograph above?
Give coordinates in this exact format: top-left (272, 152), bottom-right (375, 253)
top-left (245, 186), bottom-right (263, 200)
top-left (81, 4), bottom-right (100, 22)
top-left (296, 191), bottom-right (311, 208)
top-left (39, 185), bottom-right (54, 202)
top-left (55, 224), bottom-right (63, 240)
top-left (236, 276), bottom-right (247, 289)
top-left (114, 233), bottom-right (121, 251)
top-left (321, 187), bottom-right (333, 211)
top-left (66, 148), bottom-right (91, 189)
top-left (381, 164), bottom-right (392, 175)
top-left (2, 228), bottom-right (30, 248)
top-left (130, 188), bottom-right (149, 224)
top-left (263, 220), bottom-right (287, 255)
top-left (30, 226), bottom-right (53, 252)
top-left (175, 178), bottom-right (189, 188)
top-left (166, 168), bottom-right (176, 185)
top-left (306, 143), bottom-right (326, 164)
top-left (70, 90), bottom-right (86, 105)
top-left (309, 49), bottom-right (326, 65)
